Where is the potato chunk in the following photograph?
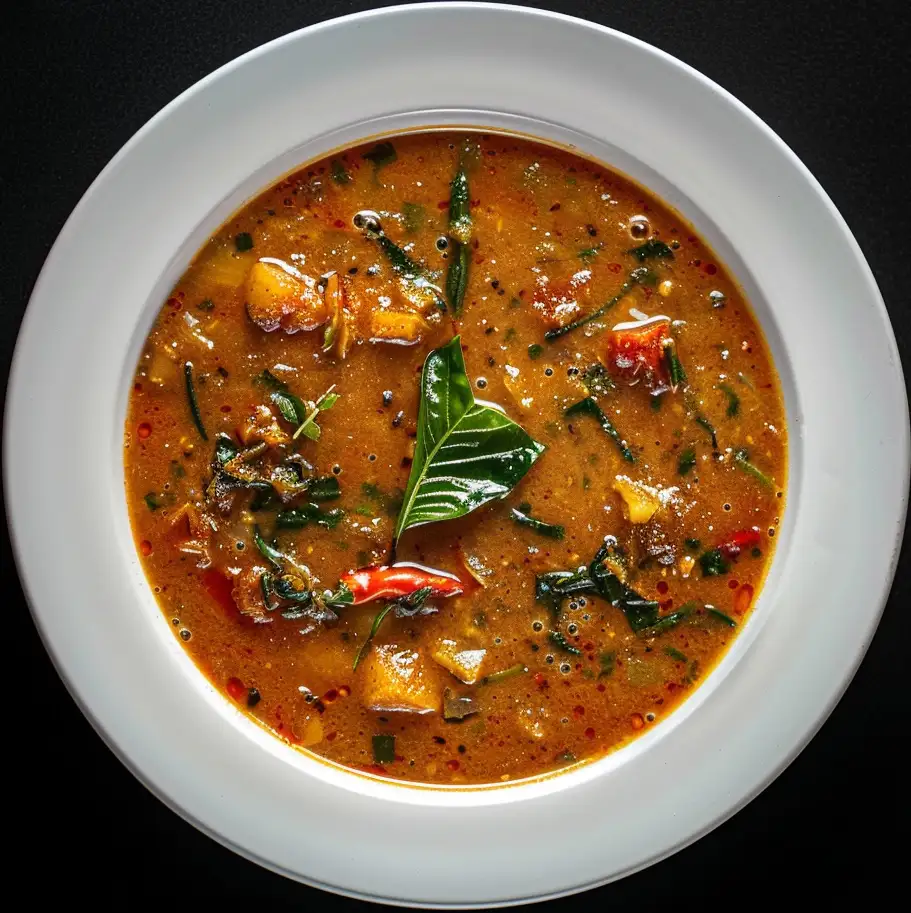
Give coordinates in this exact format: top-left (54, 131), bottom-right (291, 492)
top-left (245, 259), bottom-right (327, 333)
top-left (239, 404), bottom-right (290, 447)
top-left (369, 310), bottom-right (428, 346)
top-left (613, 475), bottom-right (662, 523)
top-left (362, 644), bottom-right (442, 714)
top-left (432, 640), bottom-right (487, 685)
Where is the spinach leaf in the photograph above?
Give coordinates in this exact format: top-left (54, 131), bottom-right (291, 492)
top-left (362, 142), bottom-right (397, 170)
top-left (678, 447), bottom-right (696, 476)
top-left (331, 159), bottom-right (352, 184)
top-left (699, 548), bottom-right (730, 576)
top-left (564, 397), bottom-right (635, 462)
top-left (393, 337), bottom-right (544, 548)
top-left (598, 651), bottom-right (616, 678)
top-left (548, 631), bottom-right (582, 654)
top-left (271, 390), bottom-right (307, 425)
top-left (307, 475), bottom-right (341, 501)
top-left (372, 734), bottom-right (396, 764)
top-left (144, 493), bottom-right (161, 511)
top-left (527, 343), bottom-right (544, 361)
top-left (719, 383), bottom-right (740, 417)
top-left (275, 503), bottom-right (344, 530)
top-left (628, 238), bottom-right (674, 262)
top-left (184, 362), bottom-right (208, 441)
top-left (235, 232), bottom-right (253, 252)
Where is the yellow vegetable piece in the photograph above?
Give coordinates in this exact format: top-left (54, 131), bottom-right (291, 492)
top-left (245, 258), bottom-right (327, 333)
top-left (613, 475), bottom-right (662, 523)
top-left (195, 244), bottom-right (254, 288)
top-left (369, 310), bottom-right (428, 346)
top-left (362, 644), bottom-right (442, 713)
top-left (432, 640), bottom-right (487, 685)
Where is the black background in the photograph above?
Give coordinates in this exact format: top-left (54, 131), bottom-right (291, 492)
top-left (4, 0), bottom-right (908, 905)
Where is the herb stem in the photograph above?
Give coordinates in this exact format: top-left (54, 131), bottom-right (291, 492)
top-left (184, 361), bottom-right (208, 441)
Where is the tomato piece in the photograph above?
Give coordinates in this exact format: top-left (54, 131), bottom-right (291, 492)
top-left (339, 562), bottom-right (464, 605)
top-left (202, 568), bottom-right (239, 617)
top-left (607, 316), bottom-right (671, 390)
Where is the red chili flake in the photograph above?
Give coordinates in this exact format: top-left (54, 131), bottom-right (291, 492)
top-left (656, 580), bottom-right (669, 595)
top-left (474, 256), bottom-right (485, 265)
top-left (703, 263), bottom-right (717, 275)
top-left (167, 296), bottom-right (182, 310)
top-left (437, 199), bottom-right (450, 210)
top-left (220, 405), bottom-right (232, 413)
top-left (584, 727), bottom-right (596, 739)
top-left (333, 219), bottom-right (345, 228)
top-left (597, 683), bottom-right (606, 693)
top-left (573, 705), bottom-right (585, 718)
top-left (446, 759), bottom-right (460, 771)
top-left (660, 598), bottom-right (674, 610)
top-left (139, 540), bottom-right (153, 556)
top-left (134, 382), bottom-right (143, 392)
top-left (534, 672), bottom-right (548, 689)
top-left (631, 714), bottom-right (645, 730)
top-left (226, 677), bottom-right (246, 701)
top-left (338, 685), bottom-right (351, 698)
top-left (667, 682), bottom-right (678, 693)
top-left (728, 579), bottom-right (739, 589)
top-left (326, 731), bottom-right (337, 742)
top-left (608, 262), bottom-right (622, 273)
top-left (323, 689), bottom-right (338, 703)
top-left (137, 422), bottom-right (152, 439)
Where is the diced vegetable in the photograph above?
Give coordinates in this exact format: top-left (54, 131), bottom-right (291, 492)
top-left (443, 688), bottom-right (479, 721)
top-left (361, 644), bottom-right (442, 713)
top-left (372, 733), bottom-right (396, 763)
top-left (432, 640), bottom-right (487, 684)
top-left (606, 316), bottom-right (672, 392)
top-left (245, 259), bottom-right (327, 333)
top-left (612, 475), bottom-right (662, 524)
top-left (369, 310), bottom-right (428, 345)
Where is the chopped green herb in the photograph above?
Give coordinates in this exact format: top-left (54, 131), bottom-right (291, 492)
top-left (253, 369), bottom-right (288, 391)
top-left (578, 245), bottom-right (602, 263)
top-left (581, 363), bottom-right (614, 397)
top-left (548, 631), bottom-right (582, 654)
top-left (707, 607), bottom-right (737, 627)
top-left (235, 232), bottom-right (253, 252)
top-left (402, 202), bottom-right (425, 233)
top-left (699, 548), bottom-right (730, 577)
top-left (362, 142), bottom-right (397, 170)
top-left (719, 383), bottom-right (740, 417)
top-left (628, 238), bottom-right (674, 262)
top-left (372, 733), bottom-right (396, 764)
top-left (751, 546), bottom-right (763, 559)
top-left (275, 504), bottom-right (345, 530)
top-left (695, 414), bottom-right (718, 451)
top-left (582, 475), bottom-right (591, 490)
top-left (684, 538), bottom-right (702, 551)
top-left (308, 475), bottom-right (341, 501)
top-left (558, 750), bottom-right (577, 762)
top-left (292, 384), bottom-right (339, 442)
top-left (685, 659), bottom-right (700, 684)
top-left (271, 390), bottom-right (307, 425)
top-left (527, 343), bottom-right (544, 360)
top-left (665, 646), bottom-right (688, 662)
top-left (665, 344), bottom-right (687, 389)
top-left (510, 506), bottom-right (565, 539)
top-left (354, 604), bottom-right (395, 671)
top-left (737, 372), bottom-right (754, 390)
top-left (330, 159), bottom-right (352, 184)
top-left (598, 651), bottom-right (616, 678)
top-left (197, 298), bottom-right (214, 311)
top-left (183, 362), bottom-right (208, 441)
top-left (733, 447), bottom-right (774, 489)
top-left (504, 327), bottom-right (517, 342)
top-left (678, 447), bottom-right (697, 476)
top-left (544, 268), bottom-right (650, 340)
top-left (650, 394), bottom-right (664, 412)
top-left (565, 397), bottom-right (635, 462)
top-left (251, 525), bottom-right (286, 574)
top-left (480, 663), bottom-right (527, 686)
top-left (143, 493), bottom-right (161, 511)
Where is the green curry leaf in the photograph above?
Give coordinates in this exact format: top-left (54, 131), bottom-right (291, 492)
top-left (393, 337), bottom-right (544, 545)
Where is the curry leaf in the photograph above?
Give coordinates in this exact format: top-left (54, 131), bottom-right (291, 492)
top-left (393, 337), bottom-right (544, 545)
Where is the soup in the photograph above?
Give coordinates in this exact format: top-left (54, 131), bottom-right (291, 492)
top-left (125, 131), bottom-right (786, 785)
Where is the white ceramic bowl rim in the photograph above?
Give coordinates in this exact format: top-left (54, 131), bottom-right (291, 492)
top-left (6, 3), bottom-right (908, 906)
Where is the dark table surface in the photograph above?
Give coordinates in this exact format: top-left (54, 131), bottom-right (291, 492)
top-left (4, 0), bottom-right (908, 904)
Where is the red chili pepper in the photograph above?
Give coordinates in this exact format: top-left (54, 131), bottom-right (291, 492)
top-left (202, 568), bottom-right (239, 616)
top-left (339, 562), bottom-right (463, 605)
top-left (607, 316), bottom-right (671, 390)
top-left (717, 528), bottom-right (761, 559)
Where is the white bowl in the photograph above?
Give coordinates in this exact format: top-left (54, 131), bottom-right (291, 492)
top-left (5, 3), bottom-right (908, 906)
